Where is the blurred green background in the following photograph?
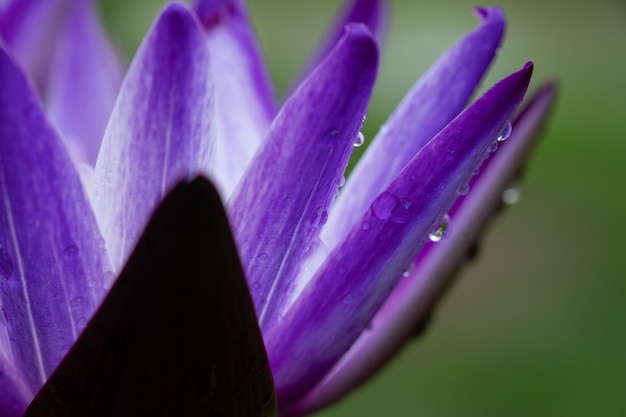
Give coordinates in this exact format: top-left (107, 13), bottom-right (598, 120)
top-left (102, 0), bottom-right (626, 415)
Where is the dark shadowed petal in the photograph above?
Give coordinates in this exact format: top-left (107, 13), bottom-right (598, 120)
top-left (0, 44), bottom-right (108, 414)
top-left (0, 0), bottom-right (69, 86)
top-left (296, 0), bottom-right (388, 86)
top-left (265, 63), bottom-right (533, 410)
top-left (24, 177), bottom-right (276, 417)
top-left (46, 0), bottom-right (124, 166)
top-left (228, 24), bottom-right (378, 330)
top-left (193, 0), bottom-right (277, 197)
top-left (322, 7), bottom-right (505, 250)
top-left (92, 2), bottom-right (214, 274)
top-left (287, 81), bottom-right (558, 416)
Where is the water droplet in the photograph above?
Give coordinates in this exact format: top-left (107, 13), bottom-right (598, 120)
top-left (402, 262), bottom-right (414, 277)
top-left (429, 214), bottom-right (451, 242)
top-left (457, 183), bottom-right (470, 196)
top-left (69, 296), bottom-right (83, 309)
top-left (342, 292), bottom-right (353, 304)
top-left (255, 252), bottom-right (269, 264)
top-left (445, 149), bottom-right (455, 161)
top-left (353, 131), bottom-right (365, 147)
top-left (102, 270), bottom-right (117, 290)
top-left (371, 192), bottom-right (413, 224)
top-left (310, 207), bottom-right (328, 227)
top-left (327, 128), bottom-right (340, 137)
top-left (339, 176), bottom-right (346, 187)
top-left (63, 245), bottom-right (79, 260)
top-left (497, 122), bottom-right (513, 142)
top-left (501, 184), bottom-right (522, 205)
top-left (361, 221), bottom-right (371, 231)
top-left (0, 244), bottom-right (14, 280)
top-left (76, 317), bottom-right (87, 330)
top-left (488, 142), bottom-right (498, 153)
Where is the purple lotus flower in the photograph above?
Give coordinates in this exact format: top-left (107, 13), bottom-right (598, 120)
top-left (0, 0), bottom-right (556, 415)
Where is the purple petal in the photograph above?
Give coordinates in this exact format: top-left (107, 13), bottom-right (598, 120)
top-left (46, 0), bottom-right (124, 166)
top-left (265, 63), bottom-right (533, 410)
top-left (288, 81), bottom-right (558, 416)
top-left (0, 0), bottom-right (68, 86)
top-left (296, 0), bottom-right (388, 85)
top-left (322, 7), bottom-right (506, 250)
top-left (228, 24), bottom-right (378, 329)
top-left (0, 355), bottom-right (31, 417)
top-left (193, 0), bottom-right (277, 196)
top-left (92, 2), bottom-right (214, 273)
top-left (24, 177), bottom-right (276, 417)
top-left (0, 44), bottom-right (108, 412)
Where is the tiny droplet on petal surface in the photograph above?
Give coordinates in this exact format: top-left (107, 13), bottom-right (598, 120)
top-left (63, 245), bottom-right (79, 260)
top-left (102, 270), bottom-right (117, 290)
top-left (429, 214), bottom-right (451, 243)
top-left (311, 207), bottom-right (329, 228)
top-left (402, 262), bottom-right (415, 277)
top-left (457, 183), bottom-right (470, 196)
top-left (354, 131), bottom-right (365, 147)
top-left (497, 122), bottom-right (513, 142)
top-left (0, 244), bottom-right (14, 280)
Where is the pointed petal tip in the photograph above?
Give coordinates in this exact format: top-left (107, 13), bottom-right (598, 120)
top-left (193, 0), bottom-right (240, 31)
top-left (499, 61), bottom-right (533, 94)
top-left (156, 1), bottom-right (199, 32)
top-left (338, 22), bottom-right (379, 67)
top-left (474, 6), bottom-right (504, 22)
top-left (473, 6), bottom-right (505, 37)
top-left (343, 22), bottom-right (378, 47)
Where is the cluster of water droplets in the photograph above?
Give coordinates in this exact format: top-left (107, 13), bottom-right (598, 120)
top-left (370, 192), bottom-right (413, 225)
top-left (487, 122), bottom-right (513, 154)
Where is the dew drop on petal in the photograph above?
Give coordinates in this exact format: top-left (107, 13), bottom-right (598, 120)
top-left (371, 192), bottom-right (396, 220)
top-left (76, 317), bottom-right (87, 330)
top-left (371, 192), bottom-right (413, 224)
top-left (63, 245), bottom-right (79, 260)
top-left (429, 214), bottom-right (451, 243)
top-left (488, 142), bottom-right (498, 153)
top-left (310, 207), bottom-right (328, 228)
top-left (457, 183), bottom-right (470, 196)
top-left (0, 244), bottom-right (14, 280)
top-left (361, 221), bottom-right (371, 231)
top-left (255, 252), bottom-right (269, 264)
top-left (354, 131), bottom-right (365, 147)
top-left (102, 270), bottom-right (117, 290)
top-left (497, 122), bottom-right (513, 142)
top-left (402, 262), bottom-right (414, 277)
top-left (502, 183), bottom-right (522, 205)
top-left (69, 296), bottom-right (83, 309)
